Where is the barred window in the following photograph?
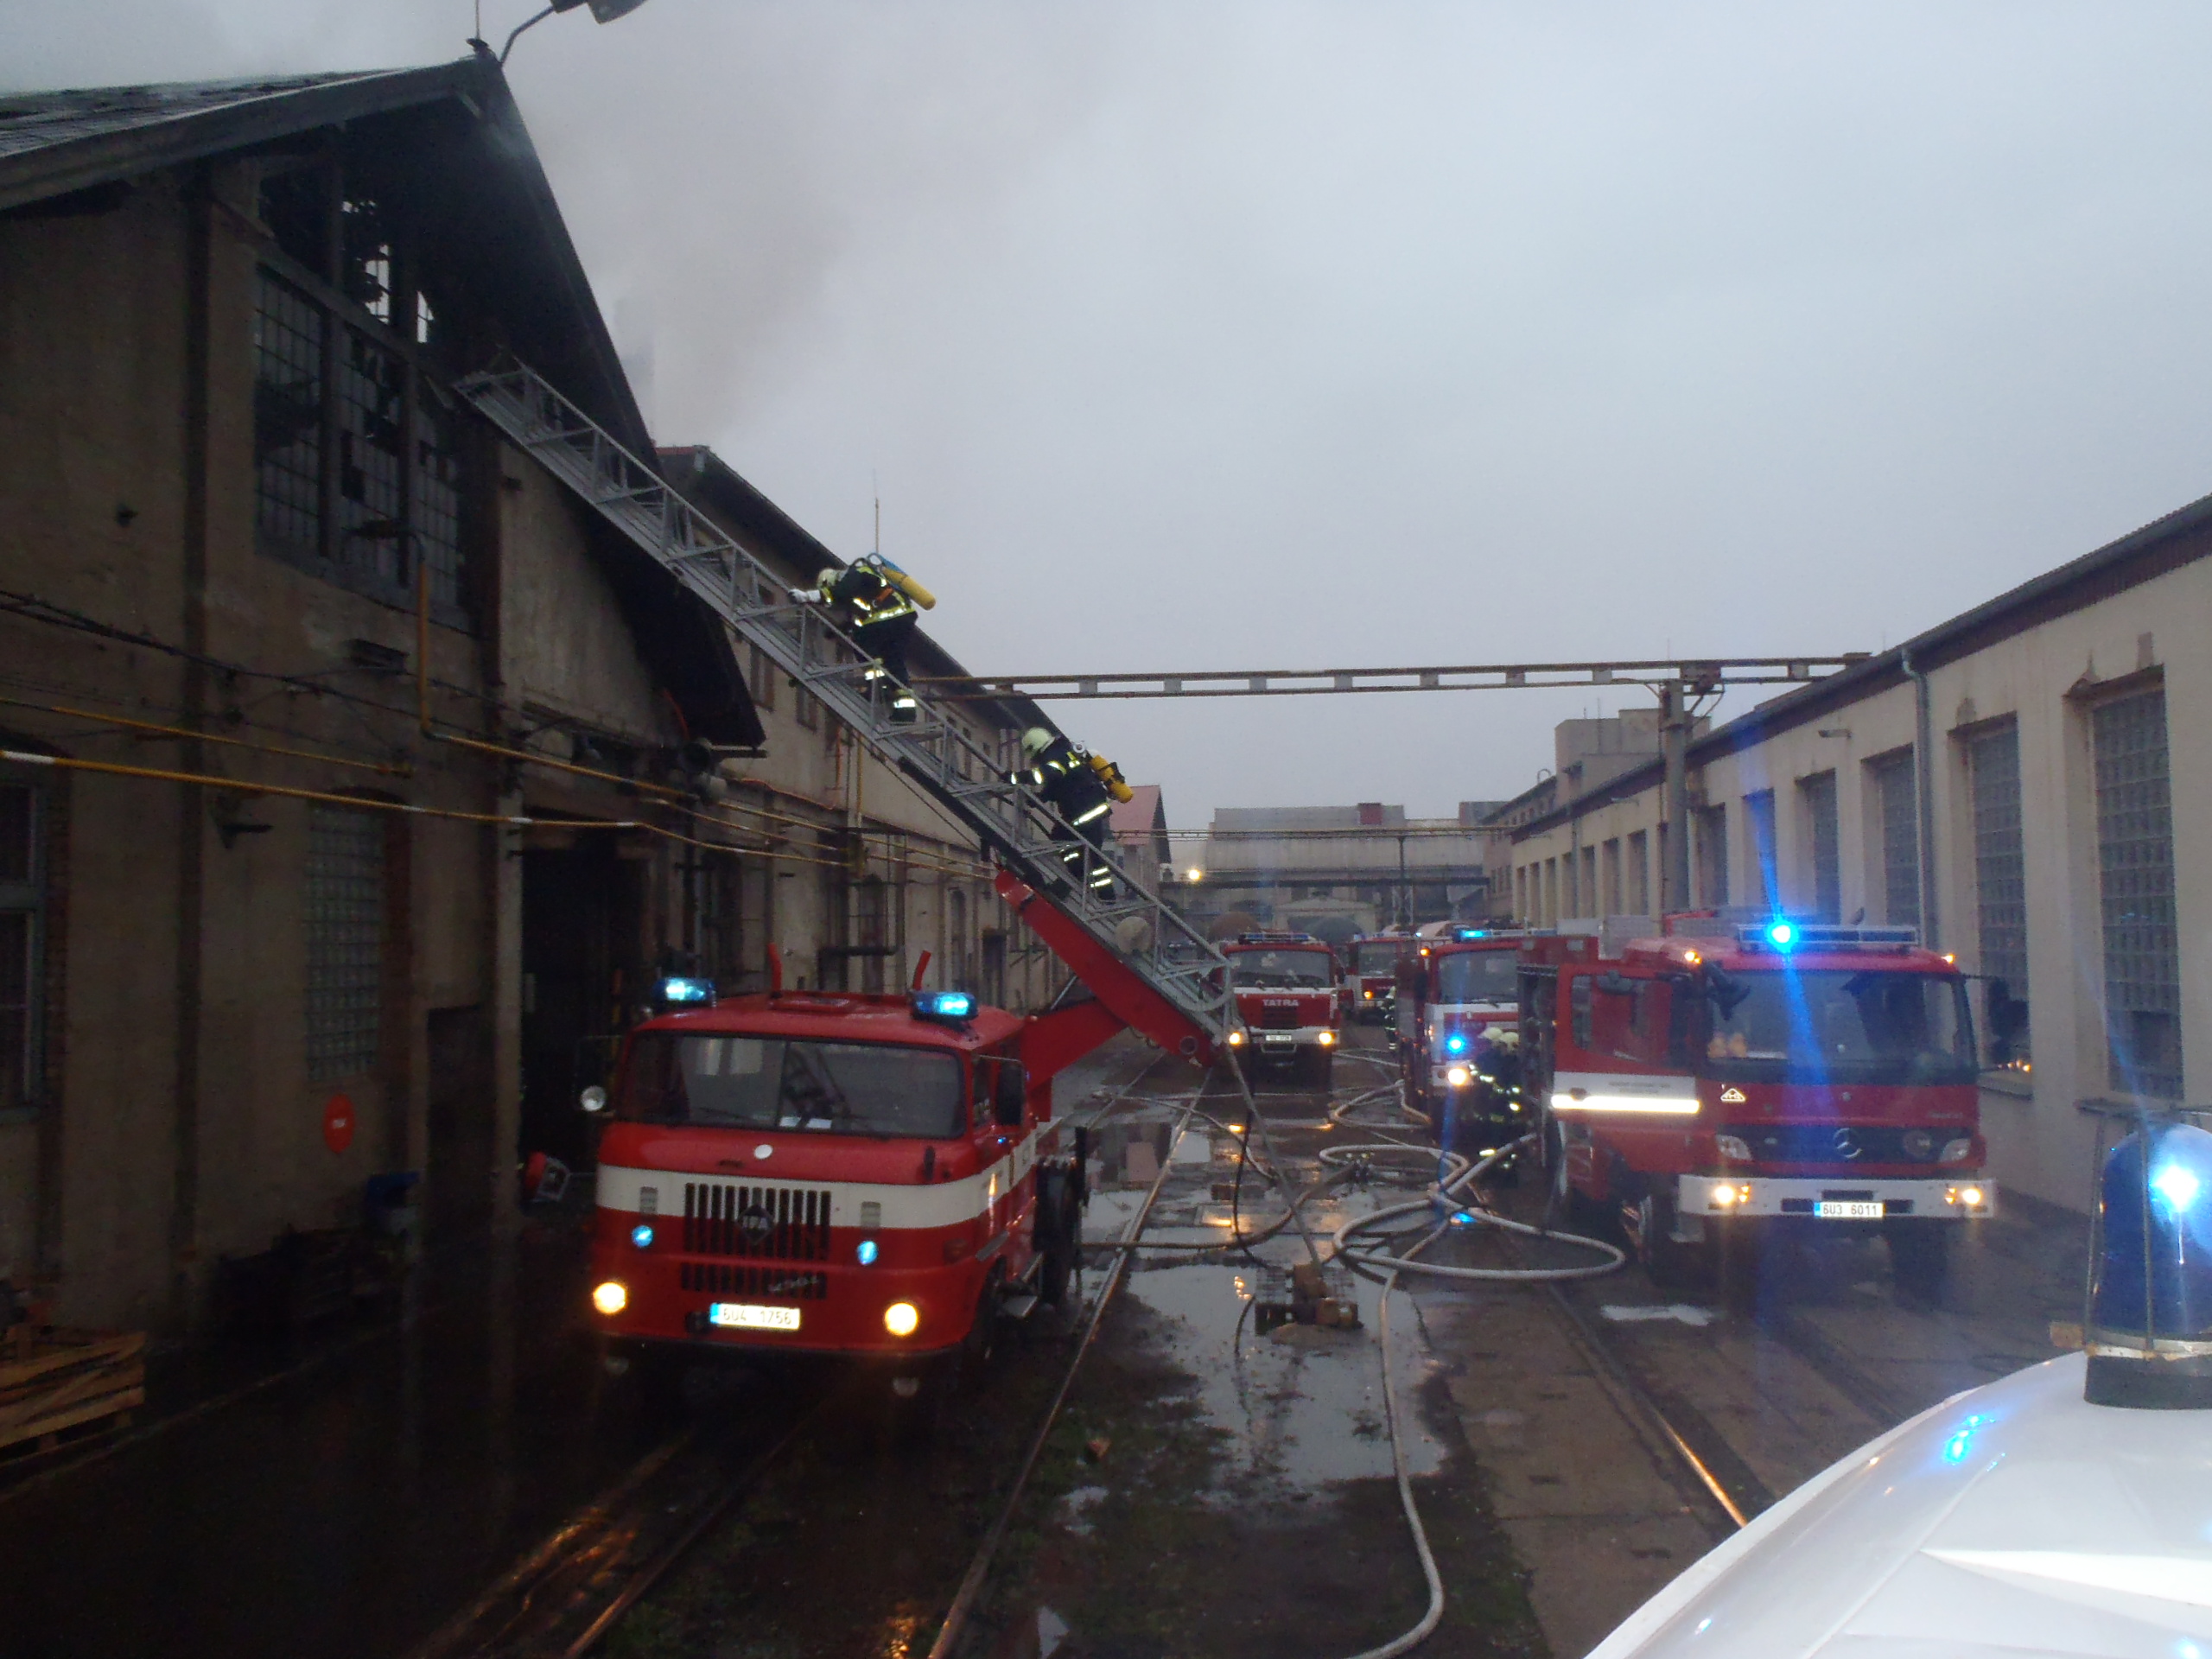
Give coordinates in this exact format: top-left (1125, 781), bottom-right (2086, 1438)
top-left (747, 642), bottom-right (776, 712)
top-left (2094, 691), bottom-right (2180, 1098)
top-left (337, 328), bottom-right (407, 591)
top-left (252, 270), bottom-right (326, 556)
top-left (306, 804), bottom-right (385, 1084)
top-left (1798, 771), bottom-right (1840, 922)
top-left (1870, 751), bottom-right (1918, 927)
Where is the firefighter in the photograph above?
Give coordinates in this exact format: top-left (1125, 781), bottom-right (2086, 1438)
top-left (790, 555), bottom-right (935, 724)
top-left (1017, 726), bottom-right (1130, 895)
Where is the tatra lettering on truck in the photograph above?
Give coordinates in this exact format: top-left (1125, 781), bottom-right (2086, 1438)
top-left (1523, 919), bottom-right (1993, 1299)
top-left (582, 976), bottom-right (1104, 1407)
top-left (1219, 932), bottom-right (1342, 1087)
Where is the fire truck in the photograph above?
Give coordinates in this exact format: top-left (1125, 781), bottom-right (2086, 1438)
top-left (1395, 927), bottom-right (1536, 1171)
top-left (582, 872), bottom-right (1213, 1406)
top-left (1344, 933), bottom-right (1414, 1025)
top-left (1219, 933), bottom-right (1342, 1087)
top-left (1522, 919), bottom-right (1993, 1299)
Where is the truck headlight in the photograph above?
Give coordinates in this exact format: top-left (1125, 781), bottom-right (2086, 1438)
top-left (1445, 1065), bottom-right (1471, 1089)
top-left (592, 1281), bottom-right (628, 1316)
top-left (884, 1301), bottom-right (921, 1337)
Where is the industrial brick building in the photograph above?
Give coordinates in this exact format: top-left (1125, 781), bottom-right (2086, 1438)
top-left (0, 60), bottom-right (1062, 1332)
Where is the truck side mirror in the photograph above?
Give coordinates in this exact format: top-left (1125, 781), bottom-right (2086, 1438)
top-left (580, 1085), bottom-right (608, 1114)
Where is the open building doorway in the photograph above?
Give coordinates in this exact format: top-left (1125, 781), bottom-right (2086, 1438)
top-left (520, 839), bottom-right (642, 1173)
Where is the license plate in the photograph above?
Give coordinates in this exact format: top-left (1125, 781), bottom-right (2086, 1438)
top-left (709, 1302), bottom-right (801, 1332)
top-left (1815, 1200), bottom-right (1884, 1220)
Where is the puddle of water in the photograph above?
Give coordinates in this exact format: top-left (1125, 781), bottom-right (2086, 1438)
top-left (1121, 1209), bottom-right (1446, 1495)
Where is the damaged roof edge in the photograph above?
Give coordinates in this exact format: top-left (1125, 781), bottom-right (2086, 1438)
top-left (1510, 482), bottom-right (2212, 843)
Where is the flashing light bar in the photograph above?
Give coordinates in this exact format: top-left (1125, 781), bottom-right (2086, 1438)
top-left (912, 989), bottom-right (976, 1024)
top-left (658, 976), bottom-right (716, 1007)
top-left (1549, 1090), bottom-right (1700, 1116)
top-left (1733, 922), bottom-right (1920, 953)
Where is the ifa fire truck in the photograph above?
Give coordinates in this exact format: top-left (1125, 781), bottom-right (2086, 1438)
top-left (1344, 933), bottom-right (1414, 1025)
top-left (1522, 919), bottom-right (1993, 1299)
top-left (1219, 933), bottom-right (1342, 1087)
top-left (1395, 927), bottom-right (1537, 1170)
top-left (582, 872), bottom-right (1211, 1404)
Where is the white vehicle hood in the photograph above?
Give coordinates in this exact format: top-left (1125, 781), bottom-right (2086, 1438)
top-left (1589, 1351), bottom-right (2212, 1658)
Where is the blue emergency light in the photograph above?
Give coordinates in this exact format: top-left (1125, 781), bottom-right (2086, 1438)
top-left (1766, 920), bottom-right (1796, 950)
top-left (1444, 1033), bottom-right (1470, 1055)
top-left (2086, 1118), bottom-right (2212, 1408)
top-left (630, 1223), bottom-right (655, 1249)
top-left (659, 976), bottom-right (716, 1007)
top-left (912, 989), bottom-right (976, 1025)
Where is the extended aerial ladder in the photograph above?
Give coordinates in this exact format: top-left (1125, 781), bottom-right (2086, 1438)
top-left (454, 360), bottom-right (1227, 1064)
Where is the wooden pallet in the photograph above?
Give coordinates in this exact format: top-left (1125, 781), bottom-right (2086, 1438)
top-left (0, 1327), bottom-right (146, 1457)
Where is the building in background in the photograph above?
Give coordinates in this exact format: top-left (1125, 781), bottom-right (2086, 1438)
top-left (1179, 804), bottom-right (1493, 942)
top-left (1109, 784), bottom-right (1172, 898)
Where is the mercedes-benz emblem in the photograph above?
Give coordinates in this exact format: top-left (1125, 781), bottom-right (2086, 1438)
top-left (1833, 1128), bottom-right (1862, 1160)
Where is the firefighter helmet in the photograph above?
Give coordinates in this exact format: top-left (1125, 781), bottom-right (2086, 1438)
top-left (815, 568), bottom-right (840, 593)
top-left (1021, 728), bottom-right (1054, 762)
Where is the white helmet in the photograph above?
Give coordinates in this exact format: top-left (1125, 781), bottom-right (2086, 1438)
top-left (1021, 727), bottom-right (1054, 761)
top-left (815, 568), bottom-right (840, 593)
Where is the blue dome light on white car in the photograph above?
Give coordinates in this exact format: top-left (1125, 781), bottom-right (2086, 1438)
top-left (2087, 1119), bottom-right (2212, 1408)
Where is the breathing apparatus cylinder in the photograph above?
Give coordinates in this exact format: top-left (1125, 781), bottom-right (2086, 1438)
top-left (1089, 753), bottom-right (1135, 804)
top-left (859, 553), bottom-right (937, 611)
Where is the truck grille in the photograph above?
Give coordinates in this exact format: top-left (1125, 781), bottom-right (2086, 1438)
top-left (1733, 1125), bottom-right (1942, 1165)
top-left (1259, 1003), bottom-right (1301, 1030)
top-left (682, 1182), bottom-right (834, 1262)
top-left (678, 1263), bottom-right (828, 1300)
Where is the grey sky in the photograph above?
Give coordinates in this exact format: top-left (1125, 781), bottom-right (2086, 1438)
top-left (12, 3), bottom-right (2212, 830)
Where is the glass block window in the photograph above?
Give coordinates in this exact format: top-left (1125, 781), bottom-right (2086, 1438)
top-left (1872, 751), bottom-right (1919, 928)
top-left (1696, 804), bottom-right (1728, 908)
top-left (1745, 791), bottom-right (1777, 912)
top-left (306, 804), bottom-right (385, 1084)
top-left (2094, 691), bottom-right (2181, 1099)
top-left (252, 270), bottom-right (325, 557)
top-left (1799, 771), bottom-right (1840, 922)
top-left (1970, 722), bottom-right (2029, 1071)
top-left (415, 386), bottom-right (465, 613)
top-left (0, 783), bottom-right (40, 1116)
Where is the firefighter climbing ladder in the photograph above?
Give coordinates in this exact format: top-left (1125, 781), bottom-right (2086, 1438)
top-left (454, 359), bottom-right (1230, 1053)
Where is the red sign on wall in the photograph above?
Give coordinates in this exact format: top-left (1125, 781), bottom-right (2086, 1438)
top-left (323, 1093), bottom-right (355, 1155)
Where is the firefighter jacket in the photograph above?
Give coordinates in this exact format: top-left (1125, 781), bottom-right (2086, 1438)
top-left (1019, 737), bottom-right (1115, 829)
top-left (825, 555), bottom-right (935, 625)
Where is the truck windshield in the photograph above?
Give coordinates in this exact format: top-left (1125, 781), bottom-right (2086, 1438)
top-left (1702, 970), bottom-right (1976, 1085)
top-left (617, 1034), bottom-right (965, 1137)
top-left (1433, 950), bottom-right (1518, 1004)
top-left (1230, 951), bottom-right (1334, 988)
top-left (1353, 942), bottom-right (1404, 973)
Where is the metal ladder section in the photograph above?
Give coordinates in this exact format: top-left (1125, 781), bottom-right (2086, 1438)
top-left (454, 359), bottom-right (1229, 1053)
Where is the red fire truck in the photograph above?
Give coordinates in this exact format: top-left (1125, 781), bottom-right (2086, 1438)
top-left (1344, 933), bottom-right (1414, 1025)
top-left (582, 871), bottom-right (1206, 1404)
top-left (1220, 933), bottom-right (1342, 1087)
top-left (1395, 928), bottom-right (1535, 1160)
top-left (1522, 920), bottom-right (1993, 1299)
